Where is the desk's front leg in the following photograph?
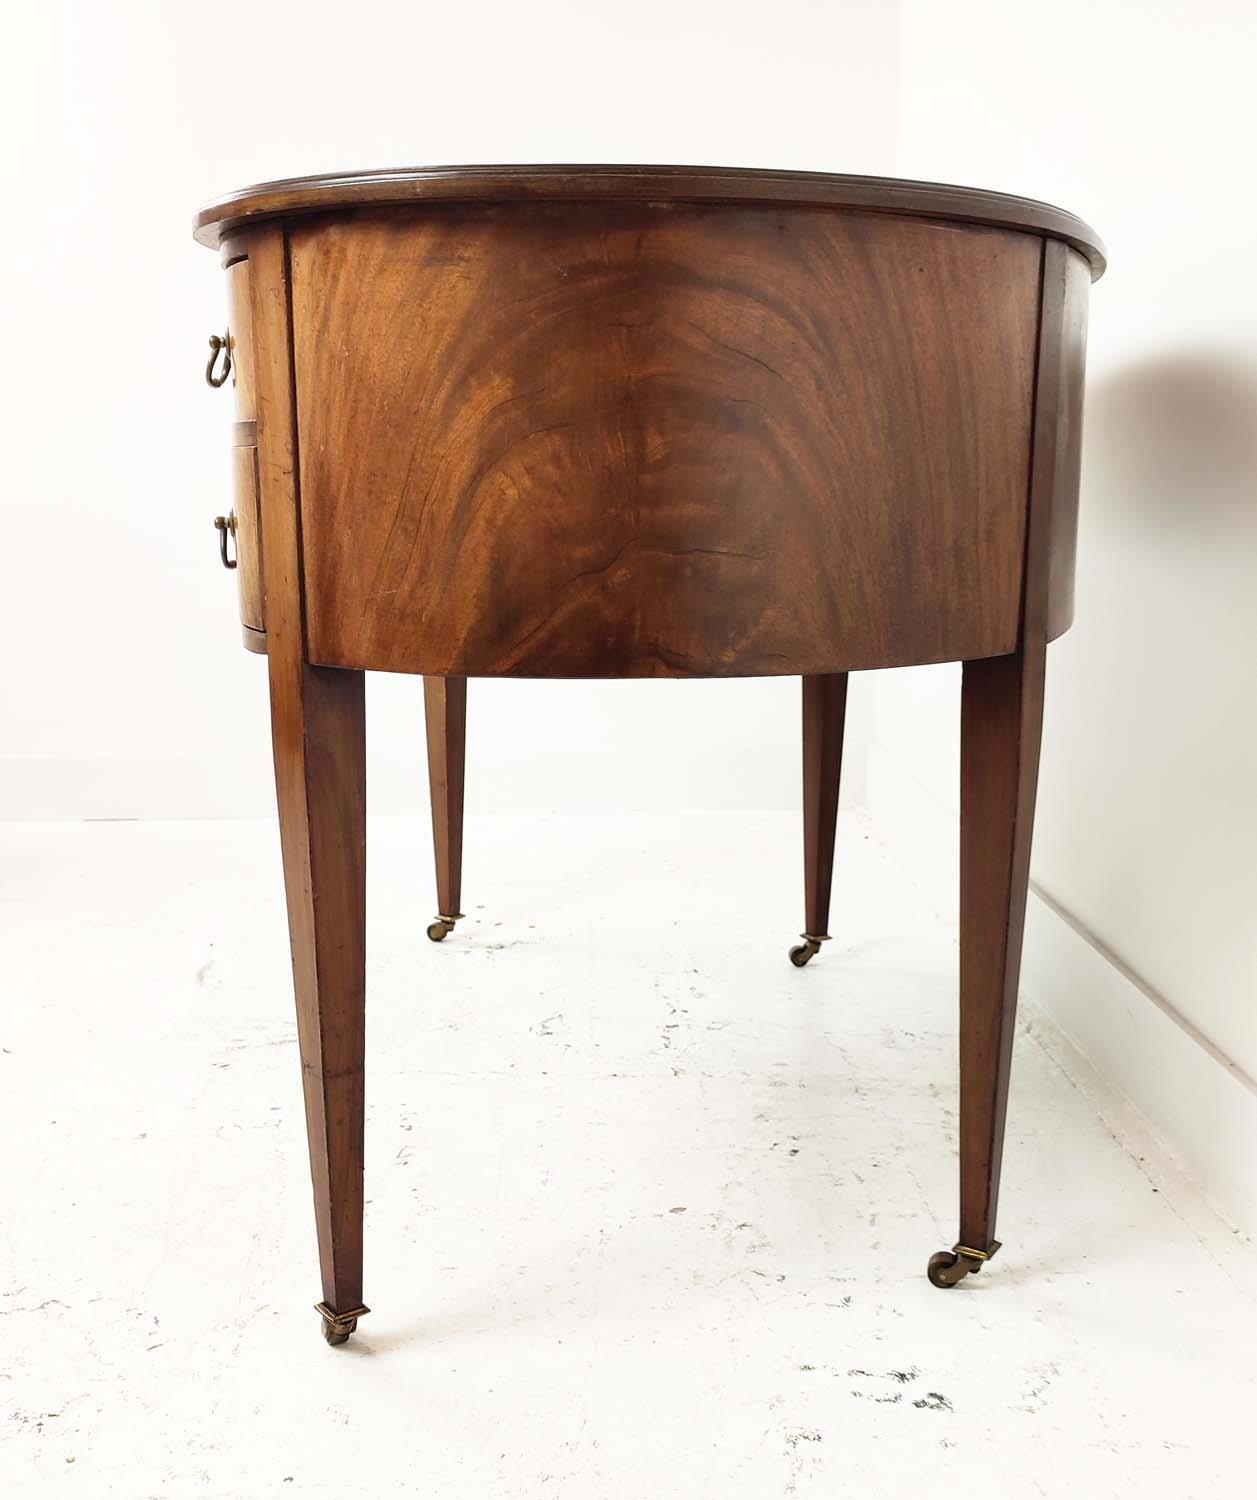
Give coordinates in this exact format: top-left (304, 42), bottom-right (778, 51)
top-left (268, 658), bottom-right (368, 1343)
top-left (930, 642), bottom-right (1045, 1288)
top-left (244, 227), bottom-right (370, 1343)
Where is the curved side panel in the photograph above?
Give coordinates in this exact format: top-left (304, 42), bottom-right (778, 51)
top-left (291, 203), bottom-right (1043, 677)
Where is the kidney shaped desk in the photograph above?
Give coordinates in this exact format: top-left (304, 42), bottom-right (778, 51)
top-left (194, 166), bottom-right (1104, 1345)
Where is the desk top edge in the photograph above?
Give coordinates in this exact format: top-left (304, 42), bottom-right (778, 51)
top-left (192, 164), bottom-right (1106, 277)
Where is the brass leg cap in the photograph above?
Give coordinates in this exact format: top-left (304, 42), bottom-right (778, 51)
top-left (315, 1302), bottom-right (370, 1345)
top-left (426, 913), bottom-right (462, 943)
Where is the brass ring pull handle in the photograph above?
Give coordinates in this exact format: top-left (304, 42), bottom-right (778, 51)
top-left (206, 331), bottom-right (232, 388)
top-left (214, 512), bottom-right (238, 569)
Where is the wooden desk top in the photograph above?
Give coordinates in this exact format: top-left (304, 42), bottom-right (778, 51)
top-left (193, 164), bottom-right (1106, 278)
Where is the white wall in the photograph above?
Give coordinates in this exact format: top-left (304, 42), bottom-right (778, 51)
top-left (875, 0), bottom-right (1257, 1235)
top-left (7, 0), bottom-right (1253, 1228)
top-left (0, 0), bottom-right (899, 820)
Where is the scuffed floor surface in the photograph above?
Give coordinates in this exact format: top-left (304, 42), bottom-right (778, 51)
top-left (3, 812), bottom-right (1255, 1498)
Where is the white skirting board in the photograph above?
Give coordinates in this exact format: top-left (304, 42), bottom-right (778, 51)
top-left (866, 740), bottom-right (1257, 1246)
top-left (1021, 891), bottom-right (1257, 1245)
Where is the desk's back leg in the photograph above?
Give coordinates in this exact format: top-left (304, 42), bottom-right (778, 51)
top-left (789, 673), bottom-right (848, 967)
top-left (424, 676), bottom-right (467, 943)
top-left (928, 643), bottom-right (1045, 1288)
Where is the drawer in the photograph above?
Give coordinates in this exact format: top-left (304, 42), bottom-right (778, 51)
top-left (209, 256), bottom-right (264, 651)
top-left (232, 433), bottom-right (266, 648)
top-left (225, 258), bottom-right (255, 420)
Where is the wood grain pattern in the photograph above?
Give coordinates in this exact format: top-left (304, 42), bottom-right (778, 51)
top-left (802, 674), bottom-right (847, 941)
top-left (291, 204), bottom-right (1042, 678)
top-left (194, 164), bottom-right (1106, 276)
top-left (247, 226), bottom-right (368, 1322)
top-left (423, 676), bottom-right (467, 921)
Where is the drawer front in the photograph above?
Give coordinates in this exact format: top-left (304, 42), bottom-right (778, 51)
top-left (226, 259), bottom-right (255, 419)
top-left (232, 433), bottom-right (266, 638)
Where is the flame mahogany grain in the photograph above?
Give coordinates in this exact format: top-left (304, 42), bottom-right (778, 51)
top-left (291, 204), bottom-right (1042, 677)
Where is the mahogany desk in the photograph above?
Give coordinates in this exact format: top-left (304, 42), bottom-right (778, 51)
top-left (194, 166), bottom-right (1104, 1345)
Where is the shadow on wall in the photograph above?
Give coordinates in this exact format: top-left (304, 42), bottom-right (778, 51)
top-left (1081, 349), bottom-right (1257, 533)
top-left (1028, 349), bottom-right (1257, 1227)
top-left (1032, 342), bottom-right (1257, 1084)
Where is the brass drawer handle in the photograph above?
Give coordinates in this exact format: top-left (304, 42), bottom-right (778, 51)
top-left (206, 331), bottom-right (232, 388)
top-left (214, 512), bottom-right (238, 569)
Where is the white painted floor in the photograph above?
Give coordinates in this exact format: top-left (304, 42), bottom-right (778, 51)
top-left (3, 811), bottom-right (1255, 1498)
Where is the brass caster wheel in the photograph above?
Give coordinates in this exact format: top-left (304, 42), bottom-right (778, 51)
top-left (426, 913), bottom-right (462, 943)
top-left (927, 1250), bottom-right (973, 1288)
top-left (788, 934), bottom-right (827, 967)
top-left (315, 1302), bottom-right (369, 1346)
top-left (927, 1241), bottom-right (999, 1288)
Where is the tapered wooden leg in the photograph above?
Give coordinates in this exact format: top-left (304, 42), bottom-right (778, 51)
top-left (423, 676), bottom-right (467, 943)
top-left (928, 643), bottom-right (1046, 1288)
top-left (789, 673), bottom-right (848, 967)
top-left (268, 659), bottom-right (368, 1341)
